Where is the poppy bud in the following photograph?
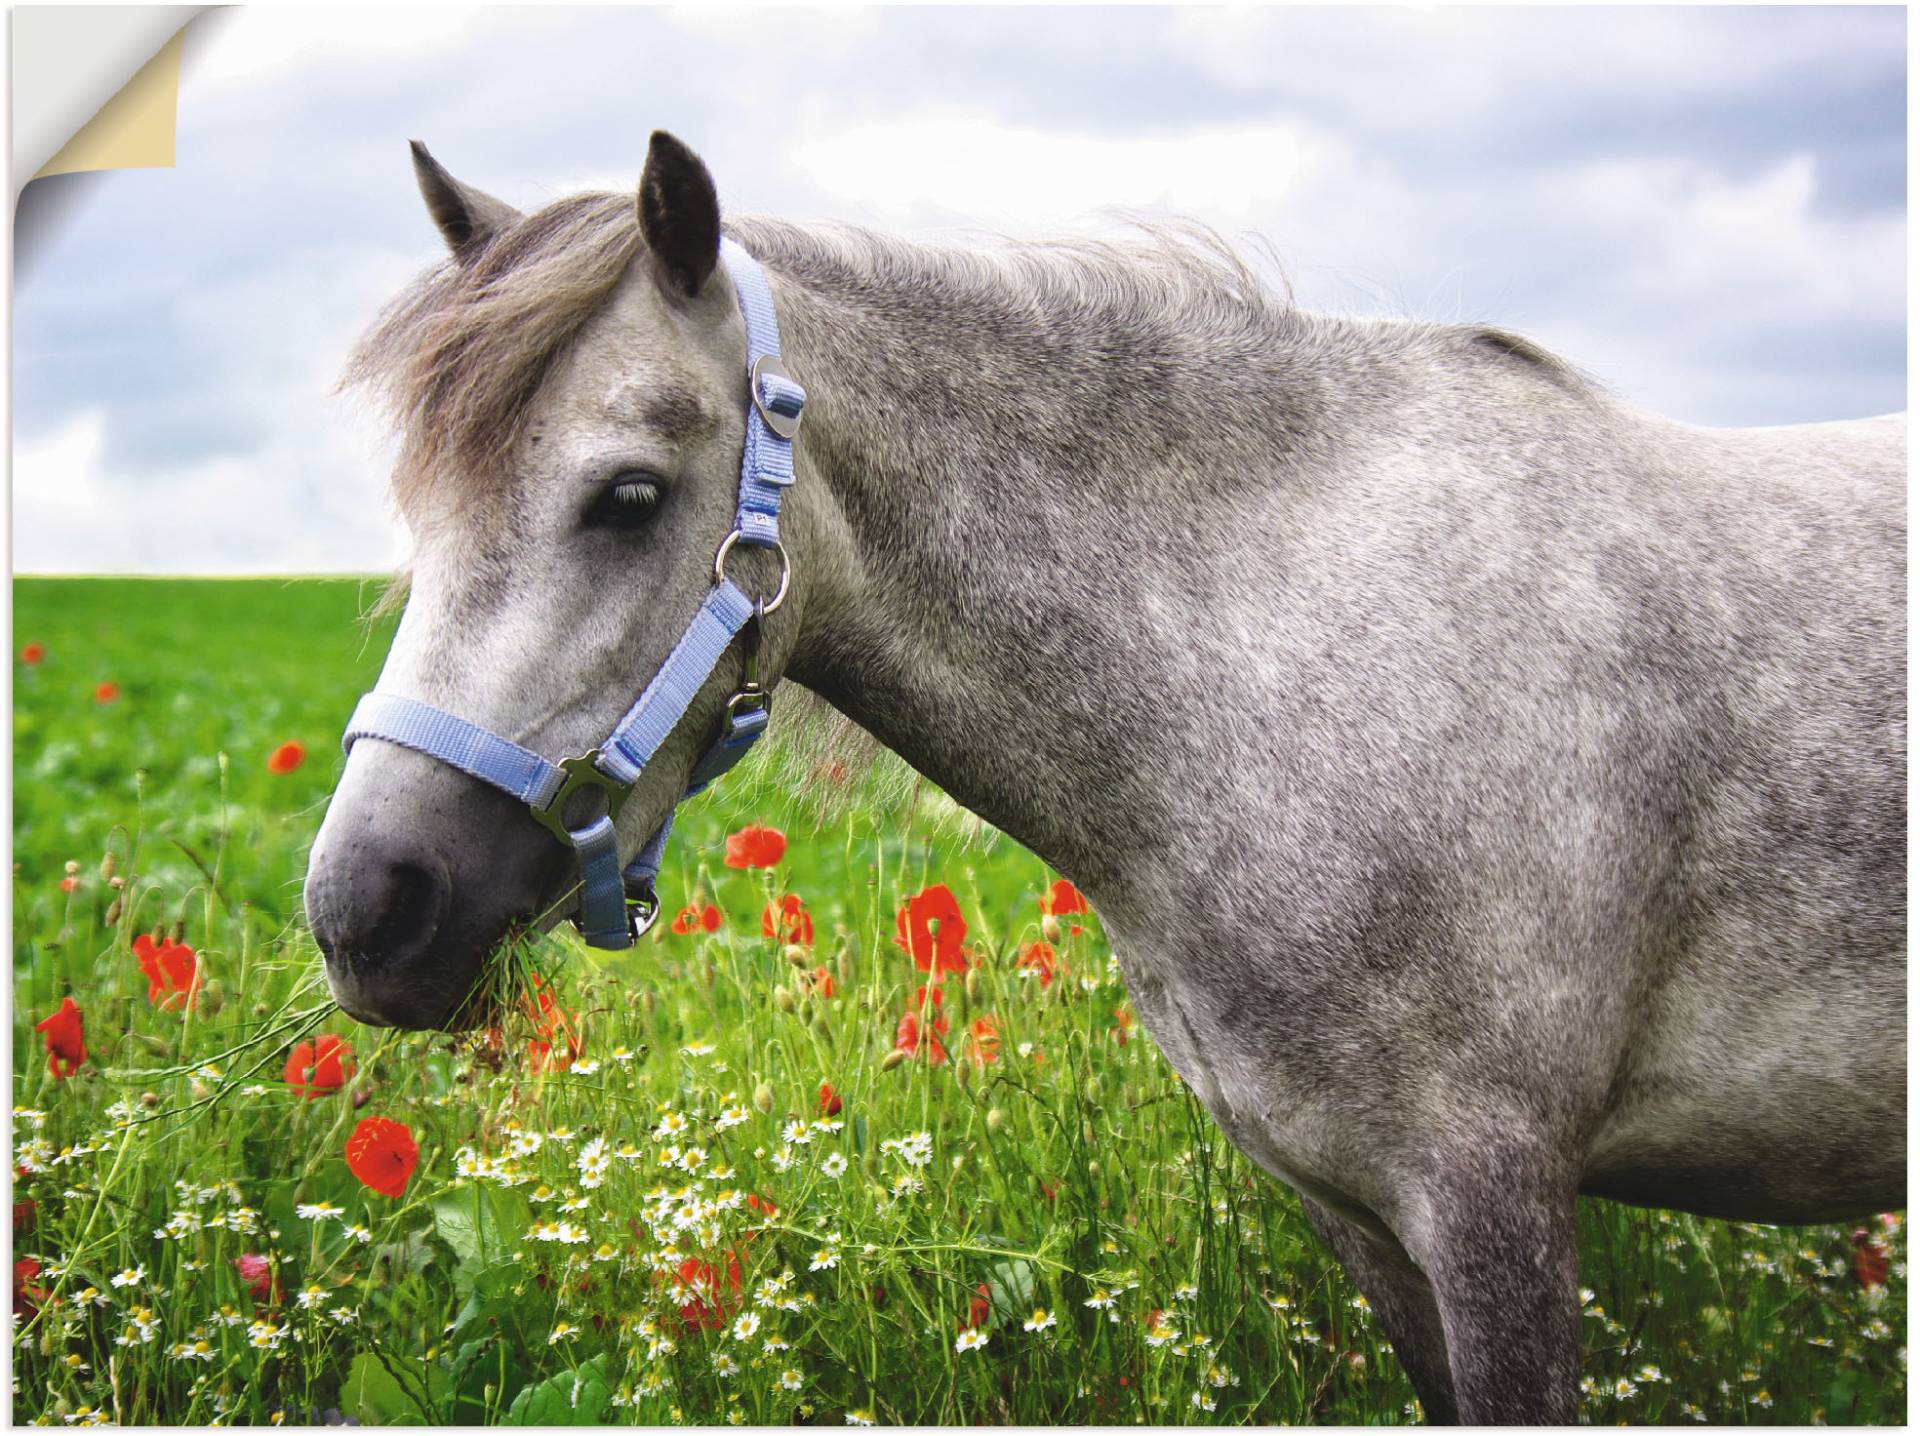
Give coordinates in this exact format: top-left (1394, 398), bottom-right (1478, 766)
top-left (108, 875), bottom-right (124, 889)
top-left (191, 1079), bottom-right (212, 1102)
top-left (1088, 1160), bottom-right (1101, 1179)
top-left (139, 1091), bottom-right (159, 1108)
top-left (136, 1034), bottom-right (170, 1056)
top-left (1085, 1076), bottom-right (1101, 1106)
top-left (169, 918), bottom-right (186, 944)
top-left (964, 967), bottom-right (980, 1004)
top-left (773, 986), bottom-right (796, 1014)
top-left (1082, 1120), bottom-right (1095, 1147)
top-left (641, 990), bottom-right (656, 1016)
top-left (953, 1058), bottom-right (970, 1089)
top-left (986, 1107), bottom-right (1005, 1134)
top-left (879, 1048), bottom-right (908, 1072)
top-left (1041, 915), bottom-right (1063, 943)
top-left (104, 899), bottom-right (122, 927)
top-left (99, 853), bottom-right (116, 881)
top-left (753, 1082), bottom-right (775, 1114)
top-left (800, 999), bottom-right (817, 1027)
top-left (785, 944), bottom-right (810, 968)
top-left (703, 962), bottom-right (718, 991)
top-left (199, 980), bottom-right (224, 1017)
top-left (253, 1003), bottom-right (270, 1017)
top-left (352, 1085), bottom-right (372, 1110)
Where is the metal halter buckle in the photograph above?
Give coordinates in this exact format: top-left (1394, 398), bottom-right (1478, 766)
top-left (749, 354), bottom-right (804, 440)
top-left (529, 750), bottom-right (631, 844)
top-left (624, 887), bottom-right (662, 942)
top-left (712, 531), bottom-right (791, 614)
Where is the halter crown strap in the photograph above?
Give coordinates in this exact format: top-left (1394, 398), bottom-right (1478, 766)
top-left (339, 237), bottom-right (802, 951)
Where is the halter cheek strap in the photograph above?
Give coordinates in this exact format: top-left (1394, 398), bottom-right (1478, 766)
top-left (340, 237), bottom-right (804, 950)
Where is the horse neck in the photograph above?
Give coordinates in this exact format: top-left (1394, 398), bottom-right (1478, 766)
top-left (743, 219), bottom-right (1339, 885)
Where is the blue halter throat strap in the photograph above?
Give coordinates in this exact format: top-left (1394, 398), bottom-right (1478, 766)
top-left (340, 237), bottom-right (805, 950)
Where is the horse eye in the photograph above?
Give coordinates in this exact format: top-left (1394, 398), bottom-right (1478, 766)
top-left (587, 474), bottom-right (663, 530)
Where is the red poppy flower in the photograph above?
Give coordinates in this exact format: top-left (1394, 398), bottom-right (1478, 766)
top-left (893, 1007), bottom-right (950, 1065)
top-left (1039, 879), bottom-right (1089, 916)
top-left (33, 997), bottom-right (85, 1078)
top-left (965, 1014), bottom-right (1002, 1067)
top-left (673, 1252), bottom-right (745, 1331)
top-left (724, 825), bottom-right (787, 869)
top-left (232, 1252), bottom-right (280, 1305)
top-left (807, 964), bottom-right (837, 999)
top-left (1017, 941), bottom-right (1058, 990)
top-left (133, 932), bottom-right (199, 1010)
top-left (965, 1282), bottom-right (991, 1330)
top-left (1111, 1002), bottom-right (1135, 1047)
top-left (819, 1081), bottom-right (842, 1117)
top-left (14, 1195), bottom-right (35, 1236)
top-left (93, 682), bottom-right (120, 705)
top-left (14, 1258), bottom-right (49, 1317)
top-left (284, 1034), bottom-right (355, 1098)
top-left (267, 741), bottom-right (305, 775)
top-left (58, 876), bottom-right (77, 893)
top-left (345, 1116), bottom-right (418, 1198)
top-left (761, 894), bottom-right (814, 945)
top-left (671, 902), bottom-right (723, 934)
top-left (529, 1015), bottom-right (584, 1074)
top-left (893, 883), bottom-right (969, 976)
top-left (1853, 1228), bottom-right (1891, 1289)
top-left (18, 643), bottom-right (43, 666)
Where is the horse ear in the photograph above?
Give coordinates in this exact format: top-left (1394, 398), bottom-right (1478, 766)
top-left (409, 140), bottom-right (521, 260)
top-left (636, 130), bottom-right (721, 298)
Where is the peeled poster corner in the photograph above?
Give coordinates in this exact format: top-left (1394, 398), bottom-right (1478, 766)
top-left (12, 6), bottom-right (209, 198)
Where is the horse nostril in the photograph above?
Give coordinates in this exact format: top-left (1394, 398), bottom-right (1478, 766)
top-left (357, 861), bottom-right (448, 969)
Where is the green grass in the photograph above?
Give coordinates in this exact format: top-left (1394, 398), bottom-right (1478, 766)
top-left (10, 577), bottom-right (1907, 1425)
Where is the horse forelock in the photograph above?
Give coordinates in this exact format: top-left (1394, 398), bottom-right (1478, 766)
top-left (341, 191), bottom-right (643, 520)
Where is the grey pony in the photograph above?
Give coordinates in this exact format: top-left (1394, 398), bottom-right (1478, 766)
top-left (304, 132), bottom-right (1907, 1423)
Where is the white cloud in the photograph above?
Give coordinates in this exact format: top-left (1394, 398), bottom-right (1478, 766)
top-left (791, 112), bottom-right (1303, 229)
top-left (183, 6), bottom-right (486, 100)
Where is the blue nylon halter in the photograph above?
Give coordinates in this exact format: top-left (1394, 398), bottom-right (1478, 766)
top-left (340, 237), bottom-right (804, 949)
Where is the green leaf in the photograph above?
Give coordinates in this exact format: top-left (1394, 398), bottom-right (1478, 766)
top-left (985, 1257), bottom-right (1038, 1324)
top-left (342, 1349), bottom-right (448, 1425)
top-left (505, 1354), bottom-right (614, 1426)
top-left (433, 1184), bottom-right (531, 1292)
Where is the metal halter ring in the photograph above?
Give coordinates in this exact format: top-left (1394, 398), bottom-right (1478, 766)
top-left (712, 531), bottom-right (790, 615)
top-left (529, 750), bottom-right (631, 845)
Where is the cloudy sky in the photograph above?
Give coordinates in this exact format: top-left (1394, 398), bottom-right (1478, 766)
top-left (12, 4), bottom-right (1907, 573)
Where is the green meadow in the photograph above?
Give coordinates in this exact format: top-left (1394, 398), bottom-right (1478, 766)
top-left (9, 577), bottom-right (1907, 1425)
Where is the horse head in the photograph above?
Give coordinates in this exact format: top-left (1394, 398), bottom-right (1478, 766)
top-left (305, 133), bottom-right (802, 1028)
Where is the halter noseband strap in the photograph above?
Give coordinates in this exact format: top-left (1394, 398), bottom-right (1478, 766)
top-left (340, 237), bottom-right (804, 950)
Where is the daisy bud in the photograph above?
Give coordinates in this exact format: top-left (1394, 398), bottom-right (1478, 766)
top-left (1041, 915), bottom-right (1063, 943)
top-left (63, 861), bottom-right (79, 876)
top-left (784, 944), bottom-right (810, 968)
top-left (753, 1082), bottom-right (775, 1114)
top-left (773, 986), bottom-right (796, 1014)
top-left (879, 1048), bottom-right (908, 1073)
top-left (986, 1107), bottom-right (1005, 1134)
top-left (99, 852), bottom-right (116, 881)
